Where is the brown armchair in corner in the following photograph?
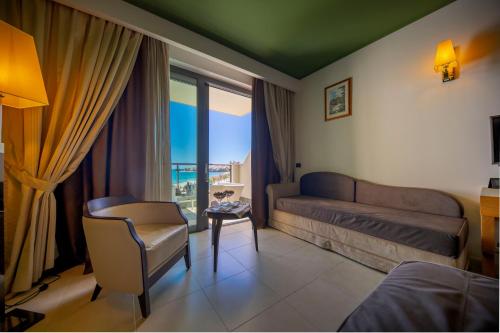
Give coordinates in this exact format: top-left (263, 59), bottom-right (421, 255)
top-left (82, 196), bottom-right (191, 318)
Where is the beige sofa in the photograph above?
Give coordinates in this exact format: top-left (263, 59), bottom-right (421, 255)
top-left (267, 172), bottom-right (468, 272)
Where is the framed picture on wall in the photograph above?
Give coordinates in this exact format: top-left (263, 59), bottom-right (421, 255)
top-left (324, 77), bottom-right (352, 121)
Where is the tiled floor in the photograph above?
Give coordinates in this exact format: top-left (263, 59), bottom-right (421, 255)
top-left (13, 222), bottom-right (386, 332)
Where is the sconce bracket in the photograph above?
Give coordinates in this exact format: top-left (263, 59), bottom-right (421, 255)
top-left (442, 63), bottom-right (456, 82)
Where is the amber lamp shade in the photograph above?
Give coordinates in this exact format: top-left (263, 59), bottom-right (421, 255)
top-left (0, 20), bottom-right (48, 108)
top-left (434, 39), bottom-right (457, 82)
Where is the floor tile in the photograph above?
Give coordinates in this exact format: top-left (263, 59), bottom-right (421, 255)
top-left (189, 230), bottom-right (211, 242)
top-left (233, 228), bottom-right (256, 240)
top-left (226, 243), bottom-right (273, 269)
top-left (318, 259), bottom-right (385, 302)
top-left (286, 278), bottom-right (361, 332)
top-left (33, 291), bottom-right (139, 332)
top-left (279, 243), bottom-right (346, 278)
top-left (235, 300), bottom-right (316, 332)
top-left (189, 232), bottom-right (217, 260)
top-left (15, 226), bottom-right (389, 332)
top-left (203, 271), bottom-right (280, 330)
top-left (219, 221), bottom-right (252, 236)
top-left (248, 255), bottom-right (321, 297)
top-left (149, 263), bottom-right (201, 308)
top-left (191, 251), bottom-right (246, 288)
top-left (257, 232), bottom-right (308, 256)
top-left (138, 290), bottom-right (227, 332)
top-left (219, 232), bottom-right (254, 251)
top-left (21, 266), bottom-right (98, 331)
top-left (256, 227), bottom-right (282, 240)
top-left (11, 265), bottom-right (93, 315)
top-left (235, 226), bottom-right (277, 243)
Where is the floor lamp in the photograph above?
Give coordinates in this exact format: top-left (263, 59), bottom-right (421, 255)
top-left (0, 19), bottom-right (49, 332)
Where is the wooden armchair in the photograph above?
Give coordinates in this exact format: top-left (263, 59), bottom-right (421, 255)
top-left (82, 196), bottom-right (190, 318)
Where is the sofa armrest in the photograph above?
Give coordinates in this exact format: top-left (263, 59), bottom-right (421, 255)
top-left (266, 182), bottom-right (300, 219)
top-left (92, 201), bottom-right (188, 226)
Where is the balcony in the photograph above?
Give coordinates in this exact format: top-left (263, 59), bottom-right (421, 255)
top-left (172, 153), bottom-right (251, 225)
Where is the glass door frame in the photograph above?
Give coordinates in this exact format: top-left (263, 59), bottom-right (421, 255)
top-left (170, 66), bottom-right (251, 232)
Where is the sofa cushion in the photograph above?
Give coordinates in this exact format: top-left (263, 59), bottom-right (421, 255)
top-left (135, 223), bottom-right (188, 274)
top-left (339, 261), bottom-right (499, 332)
top-left (276, 196), bottom-right (468, 257)
top-left (356, 180), bottom-right (463, 218)
top-left (300, 172), bottom-right (355, 201)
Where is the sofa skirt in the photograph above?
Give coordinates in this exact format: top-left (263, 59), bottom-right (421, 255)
top-left (270, 210), bottom-right (468, 273)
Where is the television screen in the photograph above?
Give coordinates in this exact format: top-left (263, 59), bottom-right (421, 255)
top-left (492, 115), bottom-right (500, 164)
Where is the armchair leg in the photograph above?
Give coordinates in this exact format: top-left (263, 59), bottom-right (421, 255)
top-left (184, 244), bottom-right (191, 270)
top-left (91, 284), bottom-right (102, 301)
top-left (138, 291), bottom-right (151, 318)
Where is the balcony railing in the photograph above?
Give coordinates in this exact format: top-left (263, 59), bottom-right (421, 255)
top-left (172, 162), bottom-right (232, 192)
top-left (172, 161), bottom-right (249, 220)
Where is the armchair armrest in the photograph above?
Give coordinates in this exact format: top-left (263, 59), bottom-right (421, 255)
top-left (92, 201), bottom-right (188, 226)
top-left (82, 216), bottom-right (146, 295)
top-left (266, 182), bottom-right (300, 219)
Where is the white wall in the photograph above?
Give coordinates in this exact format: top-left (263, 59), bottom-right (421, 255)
top-left (240, 153), bottom-right (252, 200)
top-left (295, 0), bottom-right (500, 259)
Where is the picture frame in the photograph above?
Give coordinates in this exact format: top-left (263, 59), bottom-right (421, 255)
top-left (324, 77), bottom-right (352, 121)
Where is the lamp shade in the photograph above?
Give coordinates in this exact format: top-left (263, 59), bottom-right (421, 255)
top-left (434, 39), bottom-right (457, 72)
top-left (0, 20), bottom-right (48, 108)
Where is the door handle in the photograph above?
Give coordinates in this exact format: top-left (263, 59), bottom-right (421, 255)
top-left (205, 163), bottom-right (209, 183)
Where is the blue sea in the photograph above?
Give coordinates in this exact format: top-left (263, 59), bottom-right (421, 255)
top-left (171, 170), bottom-right (229, 185)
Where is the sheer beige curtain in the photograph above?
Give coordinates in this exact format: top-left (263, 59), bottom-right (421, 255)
top-left (263, 81), bottom-right (295, 183)
top-left (143, 38), bottom-right (171, 201)
top-left (1, 0), bottom-right (143, 293)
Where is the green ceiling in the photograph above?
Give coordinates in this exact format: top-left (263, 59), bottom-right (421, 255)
top-left (124, 0), bottom-right (453, 79)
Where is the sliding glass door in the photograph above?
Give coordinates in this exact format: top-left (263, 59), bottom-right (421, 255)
top-left (208, 86), bottom-right (252, 225)
top-left (170, 66), bottom-right (251, 232)
top-left (170, 73), bottom-right (206, 231)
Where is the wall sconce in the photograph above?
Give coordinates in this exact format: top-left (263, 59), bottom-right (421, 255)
top-left (434, 39), bottom-right (458, 82)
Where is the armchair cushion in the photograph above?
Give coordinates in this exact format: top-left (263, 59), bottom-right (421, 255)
top-left (135, 223), bottom-right (188, 274)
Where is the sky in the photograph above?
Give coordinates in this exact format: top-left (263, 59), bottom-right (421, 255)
top-left (170, 101), bottom-right (251, 164)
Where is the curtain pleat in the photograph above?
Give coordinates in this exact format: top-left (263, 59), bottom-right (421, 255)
top-left (54, 36), bottom-right (171, 270)
top-left (1, 0), bottom-right (143, 293)
top-left (54, 47), bottom-right (147, 269)
top-left (143, 38), bottom-right (171, 201)
top-left (263, 82), bottom-right (295, 183)
top-left (251, 79), bottom-right (280, 228)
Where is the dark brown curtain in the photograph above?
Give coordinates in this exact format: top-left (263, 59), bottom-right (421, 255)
top-left (54, 42), bottom-right (147, 270)
top-left (251, 78), bottom-right (280, 228)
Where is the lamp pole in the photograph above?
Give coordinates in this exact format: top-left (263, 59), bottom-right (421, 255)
top-left (0, 94), bottom-right (3, 153)
top-left (0, 93), bottom-right (3, 326)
